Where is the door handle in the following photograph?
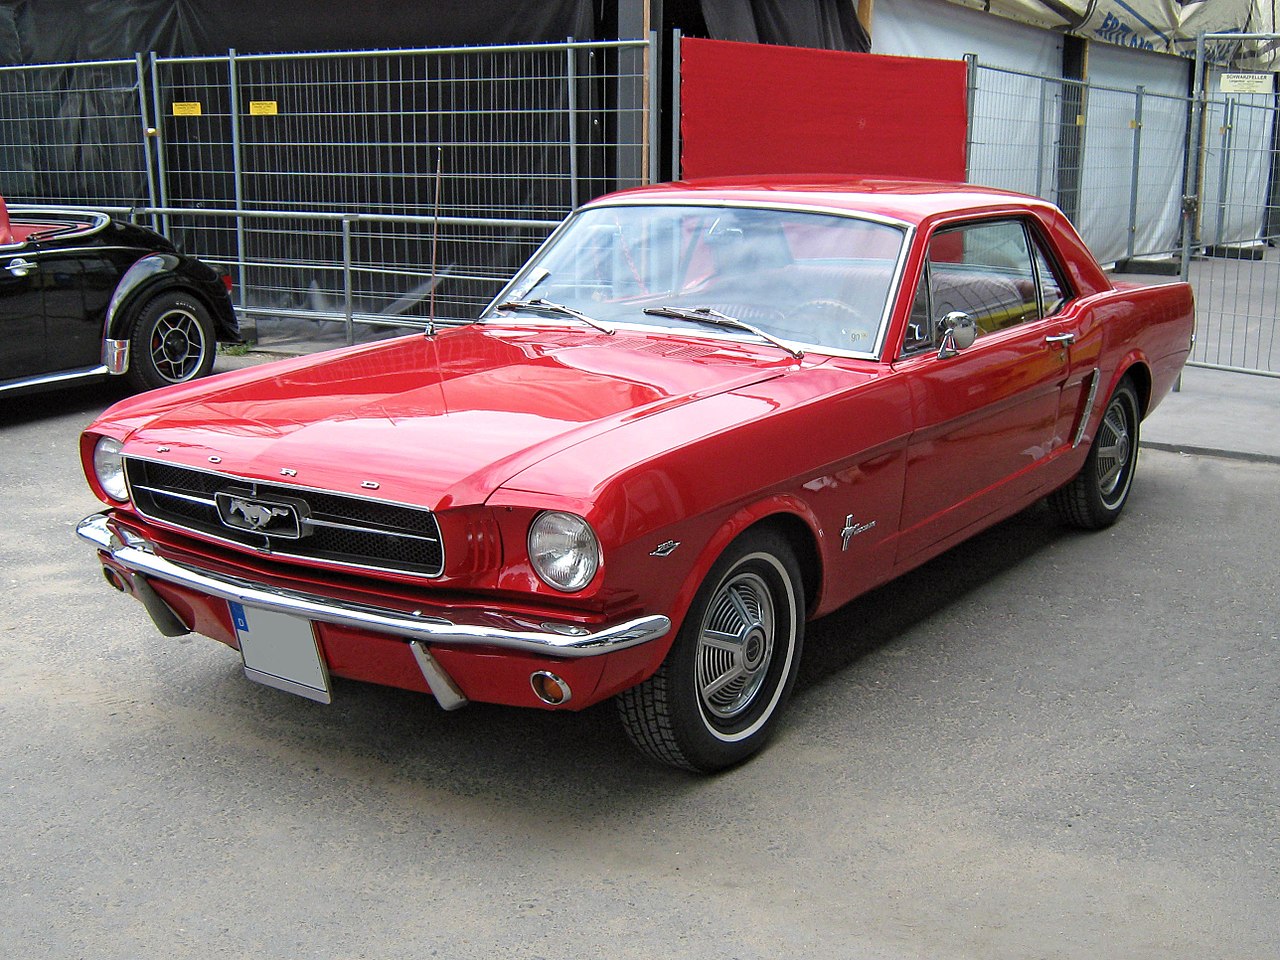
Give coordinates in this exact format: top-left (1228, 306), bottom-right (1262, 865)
top-left (1044, 332), bottom-right (1075, 346)
top-left (6, 258), bottom-right (36, 277)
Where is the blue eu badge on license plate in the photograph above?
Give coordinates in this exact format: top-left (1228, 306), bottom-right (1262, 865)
top-left (230, 601), bottom-right (331, 704)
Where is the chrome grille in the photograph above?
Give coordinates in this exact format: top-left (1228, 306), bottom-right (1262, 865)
top-left (124, 458), bottom-right (444, 577)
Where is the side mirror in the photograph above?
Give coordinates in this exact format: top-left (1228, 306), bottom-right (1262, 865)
top-left (937, 311), bottom-right (977, 359)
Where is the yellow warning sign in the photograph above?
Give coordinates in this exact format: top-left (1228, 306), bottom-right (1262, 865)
top-left (171, 102), bottom-right (202, 117)
top-left (249, 101), bottom-right (279, 116)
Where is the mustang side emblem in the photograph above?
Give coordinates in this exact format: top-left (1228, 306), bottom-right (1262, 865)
top-left (214, 491), bottom-right (307, 539)
top-left (841, 514), bottom-right (876, 551)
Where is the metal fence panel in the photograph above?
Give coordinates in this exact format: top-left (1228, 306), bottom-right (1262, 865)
top-left (969, 61), bottom-right (1189, 265)
top-left (0, 58), bottom-right (154, 207)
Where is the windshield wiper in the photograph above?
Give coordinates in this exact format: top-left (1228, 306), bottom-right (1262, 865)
top-left (643, 305), bottom-right (803, 359)
top-left (493, 298), bottom-right (614, 335)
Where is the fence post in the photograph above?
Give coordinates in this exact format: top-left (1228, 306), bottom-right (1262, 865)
top-left (963, 53), bottom-right (977, 177)
top-left (1127, 85), bottom-right (1144, 261)
top-left (134, 54), bottom-right (160, 226)
top-left (1036, 76), bottom-right (1048, 198)
top-left (647, 30), bottom-right (659, 185)
top-left (148, 52), bottom-right (171, 238)
top-left (227, 49), bottom-right (250, 330)
top-left (671, 29), bottom-right (682, 181)
top-left (1180, 33), bottom-right (1206, 283)
top-left (342, 216), bottom-right (354, 346)
top-left (566, 39), bottom-right (579, 209)
top-left (1214, 97), bottom-right (1235, 247)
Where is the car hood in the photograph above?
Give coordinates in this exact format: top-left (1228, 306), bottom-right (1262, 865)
top-left (108, 325), bottom-right (800, 509)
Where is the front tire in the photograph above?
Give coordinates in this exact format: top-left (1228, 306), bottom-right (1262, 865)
top-left (617, 530), bottom-right (805, 772)
top-left (125, 292), bottom-right (216, 391)
top-left (1050, 377), bottom-right (1141, 530)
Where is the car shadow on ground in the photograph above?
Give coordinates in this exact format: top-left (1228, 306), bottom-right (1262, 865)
top-left (0, 379), bottom-right (126, 427)
top-left (796, 501), bottom-right (1067, 694)
top-left (168, 499), bottom-right (1074, 804)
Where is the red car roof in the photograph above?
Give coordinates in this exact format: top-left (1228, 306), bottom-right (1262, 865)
top-left (589, 175), bottom-right (1060, 226)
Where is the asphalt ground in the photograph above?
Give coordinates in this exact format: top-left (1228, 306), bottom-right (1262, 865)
top-left (0, 359), bottom-right (1276, 959)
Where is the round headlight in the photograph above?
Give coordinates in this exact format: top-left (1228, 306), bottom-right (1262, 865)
top-left (528, 512), bottom-right (600, 592)
top-left (92, 436), bottom-right (128, 502)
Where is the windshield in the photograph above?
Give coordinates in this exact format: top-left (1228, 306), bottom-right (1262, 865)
top-left (486, 204), bottom-right (908, 356)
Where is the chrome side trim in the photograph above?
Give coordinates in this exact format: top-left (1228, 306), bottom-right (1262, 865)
top-left (0, 364), bottom-right (109, 394)
top-left (1073, 367), bottom-right (1102, 448)
top-left (78, 512), bottom-right (671, 658)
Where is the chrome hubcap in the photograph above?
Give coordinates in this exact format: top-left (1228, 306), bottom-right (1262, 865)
top-left (696, 571), bottom-right (775, 721)
top-left (1096, 395), bottom-right (1134, 503)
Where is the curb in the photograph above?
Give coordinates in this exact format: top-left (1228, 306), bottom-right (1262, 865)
top-left (1141, 440), bottom-right (1280, 466)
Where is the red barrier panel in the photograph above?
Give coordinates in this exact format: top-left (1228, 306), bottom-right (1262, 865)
top-left (680, 38), bottom-right (968, 182)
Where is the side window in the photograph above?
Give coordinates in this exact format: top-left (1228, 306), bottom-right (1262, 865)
top-left (928, 220), bottom-right (1039, 336)
top-left (900, 219), bottom-right (1074, 358)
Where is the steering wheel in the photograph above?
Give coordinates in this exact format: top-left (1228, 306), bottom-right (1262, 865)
top-left (787, 298), bottom-right (870, 349)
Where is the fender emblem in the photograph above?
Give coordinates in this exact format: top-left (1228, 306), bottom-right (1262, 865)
top-left (650, 540), bottom-right (681, 557)
top-left (841, 514), bottom-right (876, 551)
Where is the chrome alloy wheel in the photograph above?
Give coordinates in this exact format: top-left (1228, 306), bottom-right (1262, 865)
top-left (149, 306), bottom-right (208, 383)
top-left (695, 570), bottom-right (777, 724)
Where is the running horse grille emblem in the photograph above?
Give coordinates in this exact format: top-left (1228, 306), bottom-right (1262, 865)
top-left (214, 491), bottom-right (307, 539)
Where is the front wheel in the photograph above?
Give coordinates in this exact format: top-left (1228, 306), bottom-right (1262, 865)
top-left (617, 530), bottom-right (805, 772)
top-left (1049, 377), bottom-right (1141, 530)
top-left (125, 292), bottom-right (216, 391)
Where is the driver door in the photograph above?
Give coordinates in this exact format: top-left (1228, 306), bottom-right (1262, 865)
top-left (894, 218), bottom-right (1074, 565)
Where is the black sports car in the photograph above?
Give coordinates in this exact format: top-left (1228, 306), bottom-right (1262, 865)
top-left (0, 198), bottom-right (239, 397)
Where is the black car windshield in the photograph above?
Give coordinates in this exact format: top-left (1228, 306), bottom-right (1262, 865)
top-left (487, 204), bottom-right (907, 356)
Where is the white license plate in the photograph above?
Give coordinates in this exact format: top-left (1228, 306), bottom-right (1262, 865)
top-left (230, 601), bottom-right (332, 704)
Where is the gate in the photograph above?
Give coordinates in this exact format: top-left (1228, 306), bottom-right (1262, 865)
top-left (1183, 32), bottom-right (1280, 378)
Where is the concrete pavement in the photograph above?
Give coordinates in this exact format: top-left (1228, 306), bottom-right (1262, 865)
top-left (1142, 364), bottom-right (1280, 464)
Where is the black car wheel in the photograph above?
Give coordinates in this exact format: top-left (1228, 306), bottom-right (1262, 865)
top-left (126, 292), bottom-right (216, 391)
top-left (1050, 377), bottom-right (1141, 530)
top-left (617, 529), bottom-right (805, 772)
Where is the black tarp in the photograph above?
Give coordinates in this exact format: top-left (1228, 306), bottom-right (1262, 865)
top-left (0, 0), bottom-right (597, 62)
top-left (668, 0), bottom-right (870, 53)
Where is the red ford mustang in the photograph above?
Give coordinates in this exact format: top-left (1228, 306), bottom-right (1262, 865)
top-left (77, 178), bottom-right (1194, 771)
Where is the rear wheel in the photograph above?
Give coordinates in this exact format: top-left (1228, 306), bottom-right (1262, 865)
top-left (617, 530), bottom-right (805, 772)
top-left (1050, 378), bottom-right (1141, 530)
top-left (125, 292), bottom-right (216, 391)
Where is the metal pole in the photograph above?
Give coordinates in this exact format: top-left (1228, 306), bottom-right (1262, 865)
top-left (963, 54), bottom-right (978, 178)
top-left (1181, 33), bottom-right (1206, 282)
top-left (148, 52), bottom-right (171, 238)
top-left (1127, 85), bottom-right (1144, 260)
top-left (647, 30), bottom-right (659, 184)
top-left (1215, 97), bottom-right (1234, 247)
top-left (228, 50), bottom-right (249, 321)
top-left (671, 29), bottom-right (682, 181)
top-left (134, 54), bottom-right (160, 227)
top-left (342, 217), bottom-right (354, 346)
top-left (1036, 76), bottom-right (1048, 197)
top-left (566, 38), bottom-right (579, 209)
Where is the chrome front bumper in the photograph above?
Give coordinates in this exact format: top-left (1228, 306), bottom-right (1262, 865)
top-left (77, 512), bottom-right (671, 658)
